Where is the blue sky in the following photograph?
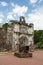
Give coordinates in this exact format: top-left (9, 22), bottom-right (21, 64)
top-left (0, 0), bottom-right (43, 30)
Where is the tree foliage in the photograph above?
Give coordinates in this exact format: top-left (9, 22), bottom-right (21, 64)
top-left (3, 23), bottom-right (9, 31)
top-left (34, 30), bottom-right (43, 49)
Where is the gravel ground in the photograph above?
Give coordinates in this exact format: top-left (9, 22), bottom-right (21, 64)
top-left (0, 50), bottom-right (43, 65)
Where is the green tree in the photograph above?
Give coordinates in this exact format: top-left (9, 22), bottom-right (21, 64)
top-left (3, 23), bottom-right (9, 32)
top-left (34, 30), bottom-right (43, 49)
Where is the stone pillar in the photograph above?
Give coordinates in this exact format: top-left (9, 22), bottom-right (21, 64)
top-left (29, 43), bottom-right (34, 52)
top-left (14, 44), bottom-right (19, 53)
top-left (12, 43), bottom-right (15, 52)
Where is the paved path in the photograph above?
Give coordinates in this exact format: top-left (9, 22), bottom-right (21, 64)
top-left (0, 50), bottom-right (43, 65)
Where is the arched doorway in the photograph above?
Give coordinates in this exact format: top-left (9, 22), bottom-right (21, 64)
top-left (19, 36), bottom-right (29, 53)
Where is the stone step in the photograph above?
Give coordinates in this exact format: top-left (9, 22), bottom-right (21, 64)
top-left (14, 52), bottom-right (32, 58)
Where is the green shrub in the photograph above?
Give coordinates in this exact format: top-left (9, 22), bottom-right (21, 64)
top-left (36, 42), bottom-right (43, 49)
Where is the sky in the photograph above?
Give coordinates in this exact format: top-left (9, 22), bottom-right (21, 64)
top-left (0, 0), bottom-right (43, 30)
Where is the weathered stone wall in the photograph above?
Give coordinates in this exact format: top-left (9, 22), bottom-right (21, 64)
top-left (6, 17), bottom-right (34, 52)
top-left (0, 27), bottom-right (6, 51)
top-left (14, 24), bottom-right (19, 32)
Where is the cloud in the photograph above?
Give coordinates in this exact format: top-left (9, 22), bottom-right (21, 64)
top-left (7, 5), bottom-right (28, 20)
top-left (38, 0), bottom-right (42, 3)
top-left (0, 18), bottom-right (3, 23)
top-left (11, 2), bottom-right (15, 7)
top-left (30, 0), bottom-right (38, 4)
top-left (12, 5), bottom-right (28, 16)
top-left (7, 14), bottom-right (14, 20)
top-left (0, 13), bottom-right (4, 18)
top-left (0, 1), bottom-right (8, 6)
top-left (30, 0), bottom-right (42, 7)
top-left (0, 13), bottom-right (4, 23)
top-left (30, 0), bottom-right (42, 4)
top-left (26, 7), bottom-right (43, 30)
top-left (7, 11), bottom-right (16, 20)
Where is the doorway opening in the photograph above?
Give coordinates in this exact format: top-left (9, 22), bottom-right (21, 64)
top-left (25, 46), bottom-right (29, 51)
top-left (19, 36), bottom-right (29, 53)
top-left (24, 46), bottom-right (29, 53)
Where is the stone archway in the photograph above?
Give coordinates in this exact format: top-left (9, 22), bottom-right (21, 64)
top-left (19, 36), bottom-right (29, 52)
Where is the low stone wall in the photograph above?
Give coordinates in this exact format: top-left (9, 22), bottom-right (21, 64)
top-left (14, 52), bottom-right (32, 58)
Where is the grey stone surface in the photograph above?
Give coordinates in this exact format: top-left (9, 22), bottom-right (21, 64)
top-left (6, 16), bottom-right (34, 52)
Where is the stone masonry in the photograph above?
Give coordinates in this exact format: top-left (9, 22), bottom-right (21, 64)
top-left (6, 16), bottom-right (34, 53)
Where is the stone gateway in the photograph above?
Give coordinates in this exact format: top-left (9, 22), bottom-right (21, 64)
top-left (6, 16), bottom-right (34, 55)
